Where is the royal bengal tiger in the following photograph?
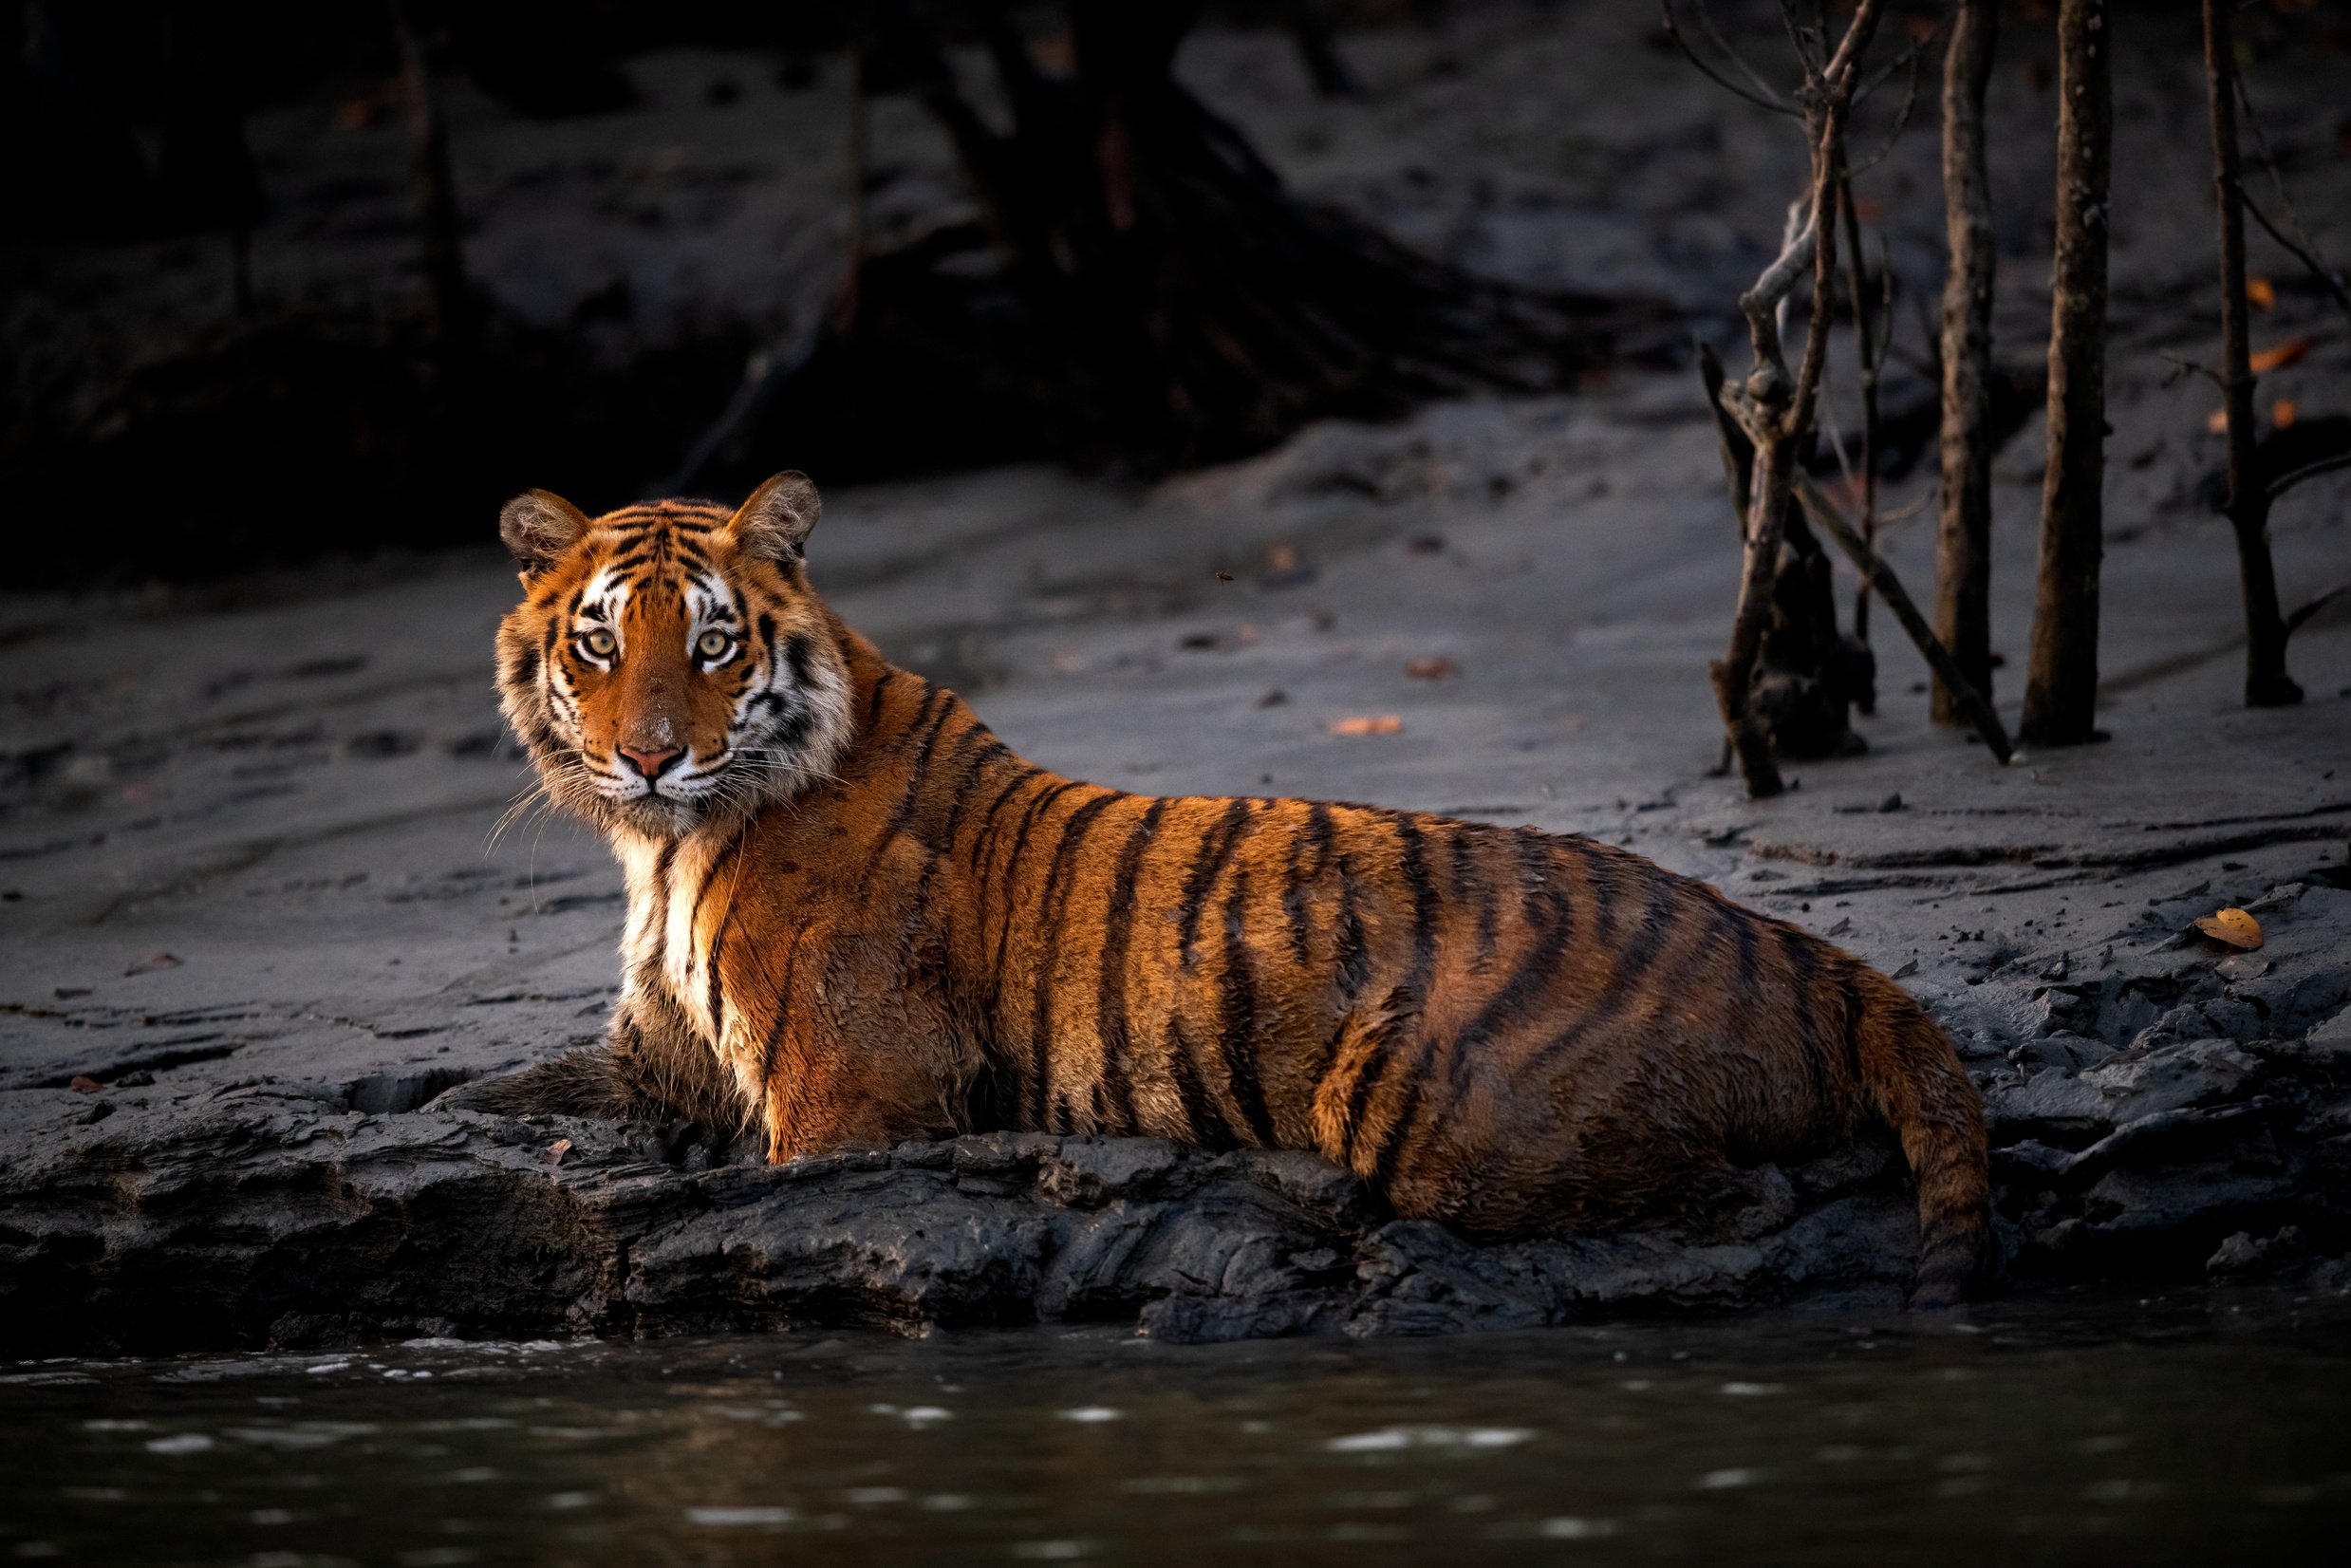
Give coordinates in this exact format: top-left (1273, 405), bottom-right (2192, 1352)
top-left (476, 470), bottom-right (1991, 1306)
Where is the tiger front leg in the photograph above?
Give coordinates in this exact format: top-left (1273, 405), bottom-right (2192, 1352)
top-left (748, 951), bottom-right (977, 1164)
top-left (603, 984), bottom-right (756, 1131)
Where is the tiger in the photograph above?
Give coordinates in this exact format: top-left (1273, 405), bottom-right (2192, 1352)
top-left (476, 470), bottom-right (1992, 1308)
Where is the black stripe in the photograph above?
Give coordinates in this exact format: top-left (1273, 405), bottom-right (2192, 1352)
top-left (1338, 1007), bottom-right (1400, 1162)
top-left (1165, 1016), bottom-right (1231, 1146)
top-left (984, 777), bottom-right (1084, 1010)
top-left (1393, 813), bottom-right (1440, 993)
top-left (646, 838), bottom-right (681, 972)
top-left (964, 758), bottom-right (1041, 876)
top-left (1177, 799), bottom-right (1255, 963)
top-left (704, 903), bottom-right (734, 1039)
top-left (1366, 1070), bottom-right (1426, 1188)
top-left (688, 819), bottom-right (756, 933)
top-left (1344, 815), bottom-right (1445, 1167)
top-left (1727, 900), bottom-right (1763, 996)
top-left (1027, 790), bottom-right (1121, 1127)
top-left (1436, 831), bottom-right (1574, 1114)
top-left (1461, 827), bottom-right (1502, 970)
top-left (1839, 964), bottom-right (1871, 1099)
top-left (758, 922), bottom-right (815, 1095)
top-left (890, 688), bottom-right (957, 811)
top-left (1782, 927), bottom-right (1832, 1122)
top-left (782, 631), bottom-right (817, 688)
top-left (1215, 866), bottom-right (1280, 1146)
top-left (933, 731), bottom-right (1013, 851)
top-left (863, 668), bottom-right (896, 733)
top-left (853, 688), bottom-right (956, 886)
top-left (1332, 836), bottom-right (1370, 1001)
top-left (691, 822), bottom-right (758, 1031)
top-left (1284, 802), bottom-right (1335, 968)
top-left (1093, 799), bottom-right (1168, 1136)
top-left (1523, 870), bottom-right (1682, 1074)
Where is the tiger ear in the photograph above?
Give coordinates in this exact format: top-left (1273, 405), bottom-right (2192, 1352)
top-left (500, 489), bottom-right (591, 572)
top-left (726, 470), bottom-right (821, 563)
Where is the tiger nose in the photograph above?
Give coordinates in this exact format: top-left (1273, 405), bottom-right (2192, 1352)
top-left (618, 744), bottom-right (683, 780)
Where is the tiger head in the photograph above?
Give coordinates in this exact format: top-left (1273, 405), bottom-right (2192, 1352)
top-left (494, 471), bottom-right (853, 840)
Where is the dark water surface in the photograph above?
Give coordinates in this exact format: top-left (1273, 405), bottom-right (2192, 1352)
top-left (4, 1289), bottom-right (2347, 1566)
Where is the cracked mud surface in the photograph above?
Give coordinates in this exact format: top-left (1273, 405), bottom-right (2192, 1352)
top-left (5, 6), bottom-right (2350, 1352)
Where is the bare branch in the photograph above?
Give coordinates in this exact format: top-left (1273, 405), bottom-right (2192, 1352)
top-left (1795, 473), bottom-right (2014, 763)
top-left (2156, 348), bottom-right (2226, 390)
top-left (1693, 0), bottom-right (1789, 104)
top-left (1661, 2), bottom-right (1800, 116)
top-left (1745, 208), bottom-right (1819, 320)
top-left (1848, 27), bottom-right (1931, 174)
top-left (2285, 581), bottom-right (2349, 636)
top-left (2234, 70), bottom-right (2351, 332)
top-left (2242, 192), bottom-right (2351, 332)
top-left (2268, 451), bottom-right (2351, 502)
top-left (1777, 1), bottom-right (1820, 80)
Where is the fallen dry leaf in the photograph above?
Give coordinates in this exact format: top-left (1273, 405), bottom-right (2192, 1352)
top-left (1330, 715), bottom-right (1404, 736)
top-left (2249, 336), bottom-right (2313, 373)
top-left (1267, 543), bottom-right (1298, 571)
top-left (68, 1075), bottom-right (103, 1094)
top-left (543, 1137), bottom-right (574, 1167)
top-left (1213, 570), bottom-right (1235, 583)
top-left (124, 952), bottom-right (182, 976)
top-left (2192, 907), bottom-right (2264, 951)
top-left (1405, 657), bottom-right (1460, 681)
top-left (2273, 399), bottom-right (2298, 428)
top-left (2247, 275), bottom-right (2276, 309)
top-left (2207, 408), bottom-right (2230, 434)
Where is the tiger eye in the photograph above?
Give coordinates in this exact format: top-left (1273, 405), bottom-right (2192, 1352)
top-left (581, 628), bottom-right (617, 659)
top-left (697, 630), bottom-right (732, 660)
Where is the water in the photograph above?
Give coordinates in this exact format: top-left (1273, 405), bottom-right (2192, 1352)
top-left (4, 1289), bottom-right (2346, 1565)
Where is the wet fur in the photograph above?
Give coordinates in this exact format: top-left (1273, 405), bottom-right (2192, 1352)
top-left (466, 477), bottom-right (1992, 1306)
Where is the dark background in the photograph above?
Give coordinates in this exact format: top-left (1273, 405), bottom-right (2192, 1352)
top-left (3, 0), bottom-right (2341, 586)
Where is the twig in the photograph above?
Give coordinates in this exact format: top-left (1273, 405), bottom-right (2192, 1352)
top-left (1693, 0), bottom-right (1788, 105)
top-left (1847, 31), bottom-right (1929, 175)
top-left (1838, 162), bottom-right (1885, 648)
top-left (2268, 451), bottom-right (2351, 502)
top-left (2233, 71), bottom-right (2351, 332)
top-left (2285, 582), bottom-right (2348, 635)
top-left (2156, 348), bottom-right (2226, 390)
top-left (1660, 1), bottom-right (1797, 116)
top-left (1793, 473), bottom-right (2013, 763)
top-left (2241, 194), bottom-right (2351, 332)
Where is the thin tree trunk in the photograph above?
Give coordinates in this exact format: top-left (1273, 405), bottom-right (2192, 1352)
top-left (2021, 0), bottom-right (2110, 749)
top-left (1710, 0), bottom-right (1888, 798)
top-left (1932, 0), bottom-right (1997, 728)
top-left (1838, 167), bottom-right (1879, 668)
top-left (389, 0), bottom-right (471, 342)
top-left (2202, 0), bottom-right (2302, 708)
